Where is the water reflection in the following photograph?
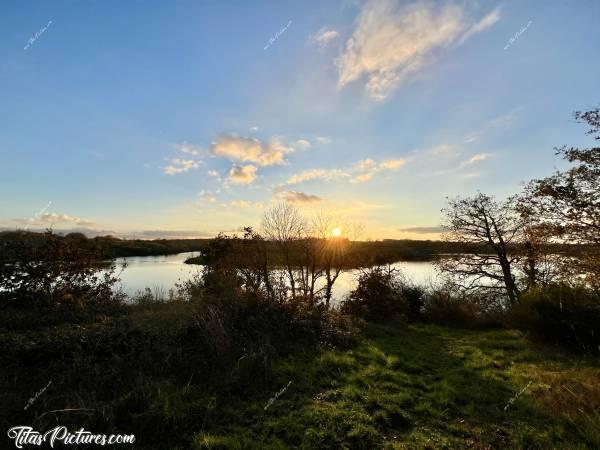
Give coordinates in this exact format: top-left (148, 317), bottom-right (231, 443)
top-left (114, 252), bottom-right (201, 297)
top-left (330, 262), bottom-right (439, 304)
top-left (114, 252), bottom-right (439, 304)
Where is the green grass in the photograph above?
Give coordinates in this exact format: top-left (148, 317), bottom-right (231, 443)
top-left (191, 323), bottom-right (600, 449)
top-left (2, 306), bottom-right (599, 449)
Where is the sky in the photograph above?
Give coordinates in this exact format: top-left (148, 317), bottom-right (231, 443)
top-left (1, 0), bottom-right (599, 240)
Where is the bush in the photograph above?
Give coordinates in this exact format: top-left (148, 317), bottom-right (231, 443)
top-left (191, 286), bottom-right (360, 363)
top-left (421, 288), bottom-right (483, 327)
top-left (170, 265), bottom-right (362, 389)
top-left (511, 284), bottom-right (600, 353)
top-left (0, 230), bottom-right (123, 306)
top-left (341, 266), bottom-right (424, 322)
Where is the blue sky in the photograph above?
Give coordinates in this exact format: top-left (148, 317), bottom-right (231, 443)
top-left (1, 0), bottom-right (599, 239)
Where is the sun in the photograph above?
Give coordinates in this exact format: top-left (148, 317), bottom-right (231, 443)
top-left (331, 227), bottom-right (342, 237)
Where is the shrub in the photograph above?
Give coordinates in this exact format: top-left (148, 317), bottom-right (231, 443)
top-left (174, 266), bottom-right (362, 387)
top-left (511, 284), bottom-right (600, 353)
top-left (341, 266), bottom-right (424, 322)
top-left (192, 287), bottom-right (359, 362)
top-left (421, 288), bottom-right (486, 328)
top-left (402, 283), bottom-right (425, 321)
top-left (0, 230), bottom-right (123, 306)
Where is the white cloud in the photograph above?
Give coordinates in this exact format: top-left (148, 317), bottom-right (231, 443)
top-left (0, 225), bottom-right (217, 240)
top-left (231, 200), bottom-right (264, 208)
top-left (163, 158), bottom-right (201, 175)
top-left (43, 213), bottom-right (94, 226)
top-left (378, 159), bottom-right (406, 170)
top-left (315, 136), bottom-right (332, 144)
top-left (311, 28), bottom-right (341, 49)
top-left (228, 164), bottom-right (258, 185)
top-left (286, 157), bottom-right (406, 186)
top-left (287, 168), bottom-right (350, 185)
top-left (351, 158), bottom-right (406, 183)
top-left (488, 110), bottom-right (519, 128)
top-left (176, 142), bottom-right (205, 156)
top-left (351, 172), bottom-right (375, 183)
top-left (208, 170), bottom-right (219, 177)
top-left (428, 144), bottom-right (456, 156)
top-left (356, 158), bottom-right (376, 170)
top-left (463, 153), bottom-right (493, 165)
top-left (458, 7), bottom-right (501, 45)
top-left (198, 190), bottom-right (218, 203)
top-left (293, 139), bottom-right (312, 150)
top-left (427, 151), bottom-right (494, 177)
top-left (336, 0), bottom-right (501, 100)
top-left (211, 135), bottom-right (292, 167)
top-left (276, 190), bottom-right (323, 204)
top-left (14, 213), bottom-right (95, 227)
top-left (462, 107), bottom-right (524, 144)
top-left (162, 144), bottom-right (204, 175)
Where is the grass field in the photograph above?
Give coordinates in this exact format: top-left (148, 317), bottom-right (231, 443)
top-left (2, 305), bottom-right (599, 449)
top-left (192, 324), bottom-right (600, 449)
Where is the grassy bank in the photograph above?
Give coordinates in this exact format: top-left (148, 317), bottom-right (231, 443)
top-left (2, 303), bottom-right (598, 449)
top-left (193, 323), bottom-right (600, 449)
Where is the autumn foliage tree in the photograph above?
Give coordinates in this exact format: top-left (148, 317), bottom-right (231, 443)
top-left (520, 108), bottom-right (600, 287)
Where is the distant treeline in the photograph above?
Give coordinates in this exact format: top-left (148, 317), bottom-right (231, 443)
top-left (185, 237), bottom-right (588, 267)
top-left (0, 231), bottom-right (210, 260)
top-left (351, 239), bottom-right (590, 264)
top-left (182, 239), bottom-right (466, 268)
top-left (0, 230), bottom-right (589, 265)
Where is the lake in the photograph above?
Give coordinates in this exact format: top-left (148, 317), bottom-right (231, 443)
top-left (114, 252), bottom-right (440, 304)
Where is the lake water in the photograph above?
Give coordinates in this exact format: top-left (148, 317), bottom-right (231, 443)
top-left (114, 252), bottom-right (439, 304)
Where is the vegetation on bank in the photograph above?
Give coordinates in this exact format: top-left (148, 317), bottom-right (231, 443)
top-left (0, 230), bottom-right (210, 259)
top-left (2, 298), bottom-right (599, 449)
top-left (183, 239), bottom-right (590, 267)
top-left (2, 223), bottom-right (599, 448)
top-left (2, 227), bottom-right (600, 448)
top-left (1, 230), bottom-right (589, 267)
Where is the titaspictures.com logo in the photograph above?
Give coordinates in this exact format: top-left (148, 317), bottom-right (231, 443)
top-left (7, 426), bottom-right (135, 448)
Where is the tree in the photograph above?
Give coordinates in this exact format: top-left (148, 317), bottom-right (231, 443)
top-left (262, 204), bottom-right (362, 306)
top-left (240, 227), bottom-right (274, 299)
top-left (520, 108), bottom-right (600, 287)
top-left (438, 193), bottom-right (523, 306)
top-left (196, 228), bottom-right (276, 302)
top-left (262, 203), bottom-right (306, 300)
top-left (0, 230), bottom-right (122, 305)
top-left (311, 213), bottom-right (363, 306)
top-left (518, 222), bottom-right (560, 290)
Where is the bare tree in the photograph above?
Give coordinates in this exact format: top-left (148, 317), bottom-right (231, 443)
top-left (262, 204), bottom-right (362, 307)
top-left (438, 193), bottom-right (523, 307)
top-left (262, 203), bottom-right (306, 300)
top-left (311, 214), bottom-right (363, 306)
